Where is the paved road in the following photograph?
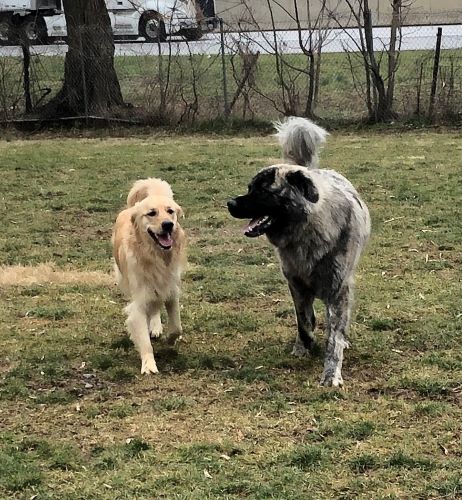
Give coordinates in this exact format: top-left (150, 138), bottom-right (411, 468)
top-left (1, 24), bottom-right (461, 57)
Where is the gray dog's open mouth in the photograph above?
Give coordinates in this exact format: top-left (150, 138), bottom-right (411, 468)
top-left (148, 228), bottom-right (173, 250)
top-left (244, 216), bottom-right (273, 237)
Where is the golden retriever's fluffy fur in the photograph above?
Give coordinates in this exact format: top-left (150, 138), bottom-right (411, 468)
top-left (112, 178), bottom-right (186, 374)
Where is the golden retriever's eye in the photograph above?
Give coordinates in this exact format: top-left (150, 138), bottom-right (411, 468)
top-left (166, 208), bottom-right (175, 215)
top-left (147, 209), bottom-right (158, 217)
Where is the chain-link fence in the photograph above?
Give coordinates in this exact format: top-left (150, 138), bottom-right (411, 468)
top-left (0, 16), bottom-right (461, 124)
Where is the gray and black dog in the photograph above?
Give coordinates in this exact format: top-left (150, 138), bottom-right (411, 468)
top-left (227, 117), bottom-right (371, 387)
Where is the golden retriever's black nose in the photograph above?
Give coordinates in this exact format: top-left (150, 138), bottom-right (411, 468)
top-left (162, 221), bottom-right (174, 233)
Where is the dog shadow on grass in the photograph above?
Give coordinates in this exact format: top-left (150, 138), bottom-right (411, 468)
top-left (104, 331), bottom-right (325, 383)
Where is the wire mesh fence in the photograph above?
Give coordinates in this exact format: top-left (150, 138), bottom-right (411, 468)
top-left (0, 16), bottom-right (461, 124)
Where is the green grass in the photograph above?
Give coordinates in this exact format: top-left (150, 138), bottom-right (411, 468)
top-left (0, 128), bottom-right (461, 498)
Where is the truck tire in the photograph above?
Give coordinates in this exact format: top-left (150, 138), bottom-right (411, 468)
top-left (183, 27), bottom-right (203, 42)
top-left (0, 18), bottom-right (10, 45)
top-left (22, 14), bottom-right (48, 45)
top-left (139, 12), bottom-right (166, 43)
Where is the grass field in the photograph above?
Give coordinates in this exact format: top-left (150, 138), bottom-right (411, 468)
top-left (0, 127), bottom-right (461, 499)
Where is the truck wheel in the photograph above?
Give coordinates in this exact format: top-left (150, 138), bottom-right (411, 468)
top-left (0, 18), bottom-right (10, 45)
top-left (22, 15), bottom-right (48, 44)
top-left (139, 13), bottom-right (166, 43)
top-left (183, 27), bottom-right (203, 42)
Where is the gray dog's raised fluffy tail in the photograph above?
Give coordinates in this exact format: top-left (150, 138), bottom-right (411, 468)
top-left (274, 117), bottom-right (328, 169)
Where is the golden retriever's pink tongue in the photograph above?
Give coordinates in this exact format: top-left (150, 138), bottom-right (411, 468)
top-left (158, 234), bottom-right (173, 248)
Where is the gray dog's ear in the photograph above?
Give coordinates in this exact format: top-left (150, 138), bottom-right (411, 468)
top-left (286, 170), bottom-right (319, 203)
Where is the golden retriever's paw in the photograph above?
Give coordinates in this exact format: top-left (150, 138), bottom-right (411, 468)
top-left (140, 357), bottom-right (159, 375)
top-left (165, 330), bottom-right (182, 346)
top-left (150, 326), bottom-right (163, 339)
top-left (149, 315), bottom-right (163, 338)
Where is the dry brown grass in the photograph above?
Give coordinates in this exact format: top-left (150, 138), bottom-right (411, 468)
top-left (0, 263), bottom-right (113, 287)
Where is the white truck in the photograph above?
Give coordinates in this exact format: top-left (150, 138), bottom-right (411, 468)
top-left (0, 1), bottom-right (58, 44)
top-left (0, 0), bottom-right (213, 45)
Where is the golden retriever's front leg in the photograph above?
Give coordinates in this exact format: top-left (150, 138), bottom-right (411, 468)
top-left (165, 294), bottom-right (182, 346)
top-left (125, 302), bottom-right (158, 374)
top-left (149, 310), bottom-right (163, 339)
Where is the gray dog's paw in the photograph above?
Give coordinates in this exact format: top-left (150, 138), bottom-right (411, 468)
top-left (291, 343), bottom-right (311, 358)
top-left (319, 370), bottom-right (344, 387)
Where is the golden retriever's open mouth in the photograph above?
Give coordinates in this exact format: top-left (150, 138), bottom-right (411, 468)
top-left (147, 228), bottom-right (173, 250)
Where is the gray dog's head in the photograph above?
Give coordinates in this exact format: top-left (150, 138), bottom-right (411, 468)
top-left (227, 165), bottom-right (319, 240)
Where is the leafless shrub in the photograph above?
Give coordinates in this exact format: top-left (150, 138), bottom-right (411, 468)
top-left (328, 0), bottom-right (412, 122)
top-left (230, 0), bottom-right (332, 118)
top-left (435, 56), bottom-right (462, 119)
top-left (228, 38), bottom-right (260, 118)
top-left (1, 4), bottom-right (461, 125)
top-left (0, 57), bottom-right (23, 120)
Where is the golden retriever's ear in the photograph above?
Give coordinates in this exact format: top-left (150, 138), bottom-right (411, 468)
top-left (130, 207), bottom-right (138, 225)
top-left (176, 203), bottom-right (184, 218)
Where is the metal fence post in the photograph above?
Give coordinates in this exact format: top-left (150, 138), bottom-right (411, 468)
top-left (20, 32), bottom-right (32, 114)
top-left (219, 18), bottom-right (229, 118)
top-left (428, 27), bottom-right (442, 119)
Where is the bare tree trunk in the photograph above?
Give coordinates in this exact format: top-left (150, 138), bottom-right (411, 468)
top-left (362, 0), bottom-right (390, 121)
top-left (301, 0), bottom-right (315, 117)
top-left (387, 0), bottom-right (401, 110)
top-left (266, 0), bottom-right (290, 113)
top-left (313, 30), bottom-right (323, 112)
top-left (20, 33), bottom-right (32, 113)
top-left (42, 0), bottom-right (124, 117)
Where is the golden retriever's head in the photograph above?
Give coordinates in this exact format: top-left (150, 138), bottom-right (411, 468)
top-left (131, 195), bottom-right (183, 251)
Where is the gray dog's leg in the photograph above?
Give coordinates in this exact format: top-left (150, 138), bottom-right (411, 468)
top-left (288, 281), bottom-right (316, 358)
top-left (320, 283), bottom-right (353, 387)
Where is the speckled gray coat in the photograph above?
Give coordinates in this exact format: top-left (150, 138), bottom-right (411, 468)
top-left (228, 118), bottom-right (371, 387)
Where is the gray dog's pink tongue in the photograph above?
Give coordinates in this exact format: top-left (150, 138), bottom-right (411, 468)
top-left (157, 234), bottom-right (173, 247)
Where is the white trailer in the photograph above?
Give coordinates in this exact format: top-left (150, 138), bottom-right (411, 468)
top-left (0, 0), bottom-right (213, 45)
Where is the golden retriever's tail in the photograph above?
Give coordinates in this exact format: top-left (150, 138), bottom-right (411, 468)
top-left (126, 178), bottom-right (174, 207)
top-left (274, 117), bottom-right (328, 169)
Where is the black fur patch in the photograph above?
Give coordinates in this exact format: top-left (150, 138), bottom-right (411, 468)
top-left (286, 170), bottom-right (319, 203)
top-left (249, 167), bottom-right (276, 191)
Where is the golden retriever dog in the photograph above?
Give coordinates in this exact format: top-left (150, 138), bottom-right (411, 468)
top-left (112, 178), bottom-right (186, 374)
